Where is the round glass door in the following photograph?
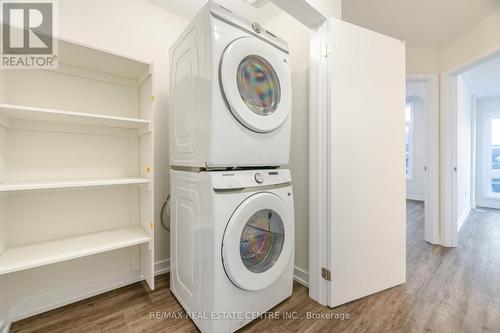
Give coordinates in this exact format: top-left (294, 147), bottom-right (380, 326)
top-left (222, 192), bottom-right (294, 291)
top-left (220, 37), bottom-right (291, 133)
top-left (236, 56), bottom-right (281, 117)
top-left (240, 209), bottom-right (285, 273)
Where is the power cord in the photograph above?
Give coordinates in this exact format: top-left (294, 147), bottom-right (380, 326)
top-left (161, 195), bottom-right (171, 231)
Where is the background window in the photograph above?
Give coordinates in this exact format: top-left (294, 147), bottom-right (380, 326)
top-left (490, 118), bottom-right (500, 194)
top-left (405, 104), bottom-right (414, 180)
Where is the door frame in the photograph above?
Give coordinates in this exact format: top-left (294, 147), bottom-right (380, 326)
top-left (477, 110), bottom-right (500, 208)
top-left (271, 0), bottom-right (332, 306)
top-left (441, 46), bottom-right (500, 247)
top-left (308, 19), bottom-right (329, 306)
top-left (406, 74), bottom-right (440, 245)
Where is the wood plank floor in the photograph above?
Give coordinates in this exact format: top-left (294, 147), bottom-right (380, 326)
top-left (10, 201), bottom-right (500, 332)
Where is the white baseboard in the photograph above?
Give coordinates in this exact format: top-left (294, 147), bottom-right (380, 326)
top-left (9, 271), bottom-right (142, 322)
top-left (155, 259), bottom-right (170, 276)
top-left (293, 266), bottom-right (309, 287)
top-left (406, 194), bottom-right (425, 201)
top-left (457, 206), bottom-right (471, 232)
top-left (476, 200), bottom-right (500, 210)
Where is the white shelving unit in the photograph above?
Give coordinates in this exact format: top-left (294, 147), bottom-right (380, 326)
top-left (0, 38), bottom-right (154, 329)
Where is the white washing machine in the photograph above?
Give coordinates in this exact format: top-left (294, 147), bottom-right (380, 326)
top-left (169, 1), bottom-right (292, 168)
top-left (170, 169), bottom-right (295, 332)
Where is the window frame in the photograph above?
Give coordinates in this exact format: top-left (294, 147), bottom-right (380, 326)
top-left (482, 111), bottom-right (500, 199)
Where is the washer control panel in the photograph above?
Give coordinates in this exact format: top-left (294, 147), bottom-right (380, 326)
top-left (251, 22), bottom-right (262, 33)
top-left (212, 169), bottom-right (291, 190)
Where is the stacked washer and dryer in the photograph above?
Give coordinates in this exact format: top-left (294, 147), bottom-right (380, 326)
top-left (168, 2), bottom-right (294, 332)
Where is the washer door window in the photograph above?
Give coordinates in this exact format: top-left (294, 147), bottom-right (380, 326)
top-left (220, 37), bottom-right (291, 133)
top-left (222, 192), bottom-right (294, 291)
top-left (240, 208), bottom-right (285, 273)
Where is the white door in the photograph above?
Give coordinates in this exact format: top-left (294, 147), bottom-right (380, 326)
top-left (310, 18), bottom-right (406, 307)
top-left (219, 37), bottom-right (292, 133)
top-left (222, 192), bottom-right (294, 291)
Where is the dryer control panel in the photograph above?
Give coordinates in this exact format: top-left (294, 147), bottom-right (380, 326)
top-left (212, 169), bottom-right (291, 190)
top-left (209, 2), bottom-right (289, 54)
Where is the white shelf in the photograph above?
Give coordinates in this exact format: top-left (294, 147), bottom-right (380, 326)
top-left (0, 177), bottom-right (151, 192)
top-left (0, 226), bottom-right (151, 275)
top-left (0, 104), bottom-right (151, 129)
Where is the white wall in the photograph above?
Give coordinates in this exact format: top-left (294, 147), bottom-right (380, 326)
top-left (441, 10), bottom-right (500, 71)
top-left (475, 96), bottom-right (500, 209)
top-left (308, 0), bottom-right (342, 18)
top-left (406, 82), bottom-right (426, 201)
top-left (57, 0), bottom-right (188, 262)
top-left (406, 47), bottom-right (441, 74)
top-left (407, 10), bottom-right (500, 74)
top-left (265, 12), bottom-right (310, 274)
top-left (456, 75), bottom-right (473, 231)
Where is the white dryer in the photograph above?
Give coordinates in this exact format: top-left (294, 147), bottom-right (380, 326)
top-left (170, 169), bottom-right (295, 332)
top-left (169, 1), bottom-right (292, 168)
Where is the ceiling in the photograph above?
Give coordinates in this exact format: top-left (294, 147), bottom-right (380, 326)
top-left (150, 0), bottom-right (500, 48)
top-left (148, 0), bottom-right (281, 24)
top-left (342, 0), bottom-right (500, 48)
top-left (462, 54), bottom-right (500, 98)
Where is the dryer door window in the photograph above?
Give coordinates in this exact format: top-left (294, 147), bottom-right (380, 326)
top-left (220, 37), bottom-right (291, 133)
top-left (222, 192), bottom-right (294, 291)
top-left (236, 56), bottom-right (281, 117)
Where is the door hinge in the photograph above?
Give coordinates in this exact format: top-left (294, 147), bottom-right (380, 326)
top-left (321, 45), bottom-right (330, 58)
top-left (321, 267), bottom-right (331, 281)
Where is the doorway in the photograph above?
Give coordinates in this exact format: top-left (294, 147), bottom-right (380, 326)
top-left (406, 83), bottom-right (426, 201)
top-left (477, 113), bottom-right (500, 208)
top-left (442, 50), bottom-right (500, 246)
top-left (461, 54), bottom-right (500, 210)
top-left (406, 75), bottom-right (440, 245)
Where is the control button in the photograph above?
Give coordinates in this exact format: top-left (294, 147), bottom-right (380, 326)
top-left (252, 22), bottom-right (262, 33)
top-left (254, 172), bottom-right (264, 184)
